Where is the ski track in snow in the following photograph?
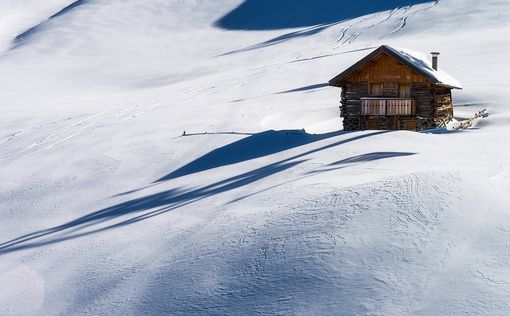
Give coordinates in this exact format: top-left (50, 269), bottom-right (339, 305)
top-left (112, 171), bottom-right (491, 314)
top-left (381, 1), bottom-right (440, 39)
top-left (342, 10), bottom-right (398, 45)
top-left (1, 102), bottom-right (164, 161)
top-left (1, 63), bottom-right (280, 161)
top-left (0, 2), bottom-right (443, 163)
top-left (278, 2), bottom-right (441, 68)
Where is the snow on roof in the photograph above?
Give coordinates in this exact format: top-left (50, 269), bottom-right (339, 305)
top-left (329, 45), bottom-right (462, 89)
top-left (386, 46), bottom-right (463, 89)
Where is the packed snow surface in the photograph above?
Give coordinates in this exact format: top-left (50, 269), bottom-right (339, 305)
top-left (1, 0), bottom-right (510, 315)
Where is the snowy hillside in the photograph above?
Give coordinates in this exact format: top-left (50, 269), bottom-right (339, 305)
top-left (1, 0), bottom-right (510, 314)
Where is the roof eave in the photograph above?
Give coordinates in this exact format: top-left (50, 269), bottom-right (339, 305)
top-left (328, 46), bottom-right (388, 87)
top-left (435, 83), bottom-right (463, 90)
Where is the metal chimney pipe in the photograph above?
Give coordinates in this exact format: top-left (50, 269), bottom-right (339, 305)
top-left (431, 52), bottom-right (440, 70)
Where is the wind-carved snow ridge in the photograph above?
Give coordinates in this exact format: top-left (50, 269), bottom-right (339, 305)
top-left (14, 0), bottom-right (89, 46)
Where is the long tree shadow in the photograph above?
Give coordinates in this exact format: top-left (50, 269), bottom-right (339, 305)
top-left (331, 151), bottom-right (416, 165)
top-left (276, 83), bottom-right (329, 94)
top-left (230, 151), bottom-right (416, 203)
top-left (215, 0), bottom-right (435, 30)
top-left (231, 82), bottom-right (329, 102)
top-left (156, 129), bottom-right (343, 182)
top-left (0, 131), bottom-right (388, 255)
top-left (219, 23), bottom-right (334, 56)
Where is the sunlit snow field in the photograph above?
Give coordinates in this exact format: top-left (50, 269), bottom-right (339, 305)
top-left (1, 0), bottom-right (510, 314)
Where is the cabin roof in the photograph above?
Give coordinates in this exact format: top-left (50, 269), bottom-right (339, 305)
top-left (329, 45), bottom-right (463, 89)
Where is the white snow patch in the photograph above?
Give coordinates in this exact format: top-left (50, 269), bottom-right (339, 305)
top-left (0, 262), bottom-right (45, 315)
top-left (387, 45), bottom-right (463, 89)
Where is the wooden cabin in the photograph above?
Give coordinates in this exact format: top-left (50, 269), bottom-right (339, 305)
top-left (329, 45), bottom-right (462, 131)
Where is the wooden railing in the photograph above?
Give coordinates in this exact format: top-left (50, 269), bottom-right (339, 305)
top-left (361, 98), bottom-right (415, 116)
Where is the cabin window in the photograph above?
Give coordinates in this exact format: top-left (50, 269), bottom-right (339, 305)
top-left (399, 84), bottom-right (411, 98)
top-left (369, 84), bottom-right (383, 96)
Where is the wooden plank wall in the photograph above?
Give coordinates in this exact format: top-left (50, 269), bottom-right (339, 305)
top-left (345, 53), bottom-right (428, 84)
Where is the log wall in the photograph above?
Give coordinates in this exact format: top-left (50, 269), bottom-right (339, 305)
top-left (340, 82), bottom-right (367, 117)
top-left (338, 52), bottom-right (455, 131)
top-left (411, 83), bottom-right (433, 117)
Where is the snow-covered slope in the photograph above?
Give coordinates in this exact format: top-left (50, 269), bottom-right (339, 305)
top-left (0, 0), bottom-right (78, 52)
top-left (1, 0), bottom-right (510, 314)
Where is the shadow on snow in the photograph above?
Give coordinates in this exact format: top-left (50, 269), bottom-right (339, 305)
top-left (215, 0), bottom-right (435, 30)
top-left (331, 151), bottom-right (416, 164)
top-left (0, 130), bottom-right (415, 254)
top-left (219, 23), bottom-right (333, 56)
top-left (276, 83), bottom-right (329, 94)
top-left (231, 82), bottom-right (330, 102)
top-left (157, 129), bottom-right (342, 182)
top-left (230, 151), bottom-right (415, 203)
top-left (307, 151), bottom-right (416, 174)
top-left (217, 1), bottom-right (435, 55)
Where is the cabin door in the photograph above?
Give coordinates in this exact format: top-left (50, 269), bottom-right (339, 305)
top-left (367, 118), bottom-right (379, 130)
top-left (404, 120), bottom-right (417, 130)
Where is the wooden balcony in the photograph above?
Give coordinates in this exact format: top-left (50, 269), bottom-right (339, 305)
top-left (361, 98), bottom-right (415, 116)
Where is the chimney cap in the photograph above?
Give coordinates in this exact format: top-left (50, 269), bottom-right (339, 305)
top-left (431, 52), bottom-right (440, 56)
